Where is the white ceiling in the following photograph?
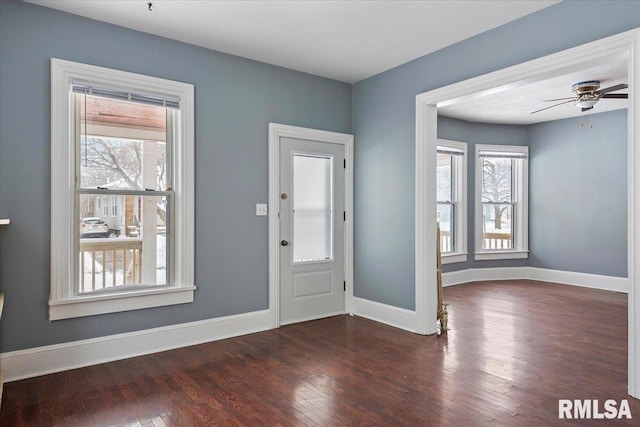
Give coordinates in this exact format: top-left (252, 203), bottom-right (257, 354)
top-left (27, 0), bottom-right (628, 125)
top-left (438, 51), bottom-right (629, 125)
top-left (26, 0), bottom-right (557, 83)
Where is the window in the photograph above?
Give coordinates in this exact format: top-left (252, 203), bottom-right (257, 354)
top-left (50, 59), bottom-right (195, 320)
top-left (111, 196), bottom-right (118, 217)
top-left (436, 139), bottom-right (467, 264)
top-left (474, 144), bottom-right (528, 260)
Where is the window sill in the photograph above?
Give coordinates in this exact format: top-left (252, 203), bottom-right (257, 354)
top-left (474, 251), bottom-right (528, 261)
top-left (49, 285), bottom-right (196, 321)
top-left (441, 252), bottom-right (468, 264)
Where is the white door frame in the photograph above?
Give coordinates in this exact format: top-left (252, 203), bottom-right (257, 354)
top-left (268, 123), bottom-right (354, 328)
top-left (415, 28), bottom-right (640, 398)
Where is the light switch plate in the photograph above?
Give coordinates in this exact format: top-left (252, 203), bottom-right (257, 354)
top-left (256, 203), bottom-right (268, 216)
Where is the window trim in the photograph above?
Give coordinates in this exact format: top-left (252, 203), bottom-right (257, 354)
top-left (437, 139), bottom-right (467, 264)
top-left (50, 58), bottom-right (195, 320)
top-left (474, 144), bottom-right (528, 261)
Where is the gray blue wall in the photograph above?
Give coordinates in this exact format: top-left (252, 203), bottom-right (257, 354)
top-left (353, 1), bottom-right (640, 310)
top-left (0, 0), bottom-right (351, 352)
top-left (529, 110), bottom-right (628, 277)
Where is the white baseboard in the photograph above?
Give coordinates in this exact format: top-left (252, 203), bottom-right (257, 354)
top-left (0, 309), bottom-right (273, 382)
top-left (443, 267), bottom-right (528, 287)
top-left (352, 297), bottom-right (416, 333)
top-left (527, 267), bottom-right (628, 293)
top-left (2, 267), bottom-right (626, 382)
top-left (442, 266), bottom-right (628, 293)
top-left (442, 269), bottom-right (473, 286)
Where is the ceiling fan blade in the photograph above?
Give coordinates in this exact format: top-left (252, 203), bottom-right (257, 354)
top-left (531, 99), bottom-right (575, 114)
top-left (542, 97), bottom-right (576, 102)
top-left (600, 93), bottom-right (628, 99)
top-left (596, 83), bottom-right (628, 95)
top-left (582, 106), bottom-right (594, 112)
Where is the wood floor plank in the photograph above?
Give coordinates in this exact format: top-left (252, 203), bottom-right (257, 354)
top-left (1, 280), bottom-right (639, 425)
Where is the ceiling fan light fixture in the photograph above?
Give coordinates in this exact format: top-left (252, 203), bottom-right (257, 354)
top-left (576, 98), bottom-right (598, 109)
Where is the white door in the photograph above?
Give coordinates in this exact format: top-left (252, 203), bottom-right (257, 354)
top-left (279, 137), bottom-right (345, 325)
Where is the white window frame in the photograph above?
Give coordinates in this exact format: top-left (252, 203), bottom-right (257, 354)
top-left (474, 144), bottom-right (528, 261)
top-left (437, 139), bottom-right (467, 264)
top-left (50, 58), bottom-right (195, 320)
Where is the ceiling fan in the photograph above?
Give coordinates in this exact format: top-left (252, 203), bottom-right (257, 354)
top-left (531, 80), bottom-right (628, 114)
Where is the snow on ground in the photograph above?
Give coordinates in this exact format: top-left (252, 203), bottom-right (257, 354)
top-left (80, 235), bottom-right (166, 293)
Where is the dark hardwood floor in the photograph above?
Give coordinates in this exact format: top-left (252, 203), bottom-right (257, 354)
top-left (1, 280), bottom-right (638, 426)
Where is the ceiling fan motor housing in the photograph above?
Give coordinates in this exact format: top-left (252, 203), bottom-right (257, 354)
top-left (572, 80), bottom-right (601, 109)
top-left (572, 80), bottom-right (601, 94)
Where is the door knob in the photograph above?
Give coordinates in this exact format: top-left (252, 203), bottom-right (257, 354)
top-left (281, 240), bottom-right (289, 246)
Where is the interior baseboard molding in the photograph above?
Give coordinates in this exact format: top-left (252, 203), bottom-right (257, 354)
top-left (527, 267), bottom-right (628, 293)
top-left (0, 309), bottom-right (272, 383)
top-left (442, 266), bottom-right (628, 293)
top-left (3, 266), bottom-right (626, 382)
top-left (443, 267), bottom-right (528, 287)
top-left (352, 296), bottom-right (416, 333)
top-left (442, 269), bottom-right (473, 287)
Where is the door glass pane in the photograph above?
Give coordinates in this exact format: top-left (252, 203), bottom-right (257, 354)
top-left (482, 203), bottom-right (513, 250)
top-left (78, 193), bottom-right (169, 293)
top-left (293, 155), bottom-right (333, 263)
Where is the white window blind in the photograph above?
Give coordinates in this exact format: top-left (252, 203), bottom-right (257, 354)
top-left (71, 82), bottom-right (180, 109)
top-left (478, 150), bottom-right (527, 159)
top-left (437, 147), bottom-right (465, 156)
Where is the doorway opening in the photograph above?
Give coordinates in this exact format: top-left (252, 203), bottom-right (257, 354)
top-left (415, 28), bottom-right (640, 397)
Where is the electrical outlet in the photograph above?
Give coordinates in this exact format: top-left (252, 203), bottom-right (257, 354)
top-left (256, 203), bottom-right (268, 216)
